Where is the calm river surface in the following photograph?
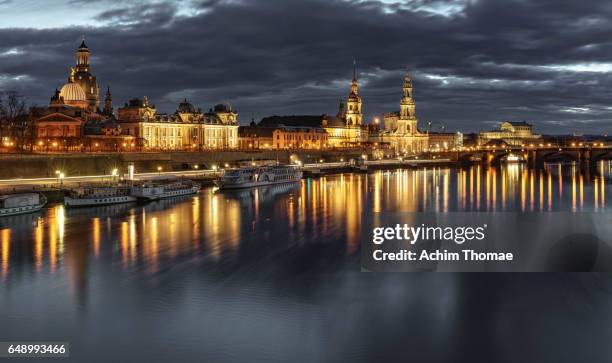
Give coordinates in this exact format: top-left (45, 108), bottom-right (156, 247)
top-left (1, 163), bottom-right (612, 362)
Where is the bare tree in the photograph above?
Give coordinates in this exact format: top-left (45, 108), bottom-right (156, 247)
top-left (0, 91), bottom-right (29, 151)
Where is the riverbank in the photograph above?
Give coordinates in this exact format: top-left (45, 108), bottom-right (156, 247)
top-left (0, 150), bottom-right (368, 179)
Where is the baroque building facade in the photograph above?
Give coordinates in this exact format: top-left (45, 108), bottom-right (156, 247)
top-left (376, 73), bottom-right (428, 154)
top-left (117, 98), bottom-right (239, 150)
top-left (238, 124), bottom-right (328, 150)
top-left (323, 64), bottom-right (368, 147)
top-left (32, 39), bottom-right (239, 152)
top-left (33, 40), bottom-right (138, 151)
top-left (253, 64), bottom-right (368, 149)
top-left (479, 121), bottom-right (541, 147)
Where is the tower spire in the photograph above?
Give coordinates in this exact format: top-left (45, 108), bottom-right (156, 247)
top-left (345, 60), bottom-right (362, 126)
top-left (350, 60), bottom-right (359, 95)
top-left (104, 85), bottom-right (113, 115)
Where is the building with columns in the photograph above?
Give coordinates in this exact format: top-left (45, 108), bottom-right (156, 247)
top-left (376, 73), bottom-right (428, 154)
top-left (117, 98), bottom-right (239, 150)
top-left (32, 40), bottom-right (113, 151)
top-left (479, 121), bottom-right (541, 147)
top-left (31, 39), bottom-right (240, 152)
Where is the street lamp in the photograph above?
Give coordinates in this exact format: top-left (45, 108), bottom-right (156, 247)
top-left (157, 166), bottom-right (162, 175)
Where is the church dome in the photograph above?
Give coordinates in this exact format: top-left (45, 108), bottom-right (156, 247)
top-left (177, 99), bottom-right (196, 114)
top-left (59, 82), bottom-right (87, 102)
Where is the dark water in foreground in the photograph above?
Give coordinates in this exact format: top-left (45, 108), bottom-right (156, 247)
top-left (1, 163), bottom-right (612, 362)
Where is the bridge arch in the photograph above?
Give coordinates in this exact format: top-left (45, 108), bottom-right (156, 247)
top-left (540, 151), bottom-right (579, 163)
top-left (591, 150), bottom-right (612, 162)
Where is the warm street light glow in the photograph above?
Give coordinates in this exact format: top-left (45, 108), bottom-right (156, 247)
top-left (211, 165), bottom-right (218, 171)
top-left (111, 168), bottom-right (118, 176)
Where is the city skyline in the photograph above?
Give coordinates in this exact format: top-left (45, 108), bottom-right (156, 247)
top-left (2, 0), bottom-right (612, 134)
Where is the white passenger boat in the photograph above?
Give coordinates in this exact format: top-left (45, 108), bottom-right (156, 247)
top-left (130, 180), bottom-right (201, 201)
top-left (0, 193), bottom-right (47, 217)
top-left (214, 165), bottom-right (302, 190)
top-left (64, 185), bottom-right (137, 207)
top-left (503, 153), bottom-right (524, 164)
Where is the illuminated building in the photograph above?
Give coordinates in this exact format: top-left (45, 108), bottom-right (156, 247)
top-left (376, 73), bottom-right (428, 154)
top-left (238, 123), bottom-right (328, 150)
top-left (428, 132), bottom-right (463, 150)
top-left (117, 98), bottom-right (239, 150)
top-left (238, 125), bottom-right (274, 149)
top-left (255, 63), bottom-right (368, 149)
top-left (479, 121), bottom-right (541, 146)
top-left (33, 40), bottom-right (135, 151)
top-left (322, 63), bottom-right (368, 147)
top-left (72, 39), bottom-right (100, 112)
top-left (272, 126), bottom-right (328, 149)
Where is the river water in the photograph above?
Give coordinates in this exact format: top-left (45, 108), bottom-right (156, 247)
top-left (1, 162), bottom-right (612, 362)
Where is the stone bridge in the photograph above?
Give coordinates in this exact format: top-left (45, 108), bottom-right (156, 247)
top-left (431, 146), bottom-right (612, 166)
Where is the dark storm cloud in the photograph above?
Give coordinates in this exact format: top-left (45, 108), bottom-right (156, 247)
top-left (94, 2), bottom-right (178, 26)
top-left (1, 0), bottom-right (612, 134)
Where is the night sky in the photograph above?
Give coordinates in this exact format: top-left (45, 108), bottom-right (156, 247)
top-left (1, 0), bottom-right (612, 134)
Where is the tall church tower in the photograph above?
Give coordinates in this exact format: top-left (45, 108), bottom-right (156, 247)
top-left (398, 73), bottom-right (417, 134)
top-left (72, 38), bottom-right (100, 112)
top-left (345, 61), bottom-right (362, 126)
top-left (104, 86), bottom-right (113, 116)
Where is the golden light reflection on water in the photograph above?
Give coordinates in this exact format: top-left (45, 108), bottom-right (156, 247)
top-left (0, 162), bottom-right (609, 281)
top-left (35, 219), bottom-right (43, 270)
top-left (1, 229), bottom-right (9, 281)
top-left (595, 177), bottom-right (599, 212)
top-left (92, 218), bottom-right (100, 258)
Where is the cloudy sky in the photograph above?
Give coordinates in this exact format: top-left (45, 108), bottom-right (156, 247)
top-left (1, 0), bottom-right (612, 134)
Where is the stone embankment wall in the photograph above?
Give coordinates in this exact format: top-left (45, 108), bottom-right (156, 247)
top-left (0, 150), bottom-right (366, 178)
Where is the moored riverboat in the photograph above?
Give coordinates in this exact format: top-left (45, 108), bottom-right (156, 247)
top-left (214, 165), bottom-right (302, 190)
top-left (0, 193), bottom-right (47, 217)
top-left (64, 185), bottom-right (137, 207)
top-left (130, 180), bottom-right (201, 201)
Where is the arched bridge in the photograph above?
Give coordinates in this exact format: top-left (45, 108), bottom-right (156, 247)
top-left (433, 145), bottom-right (612, 165)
